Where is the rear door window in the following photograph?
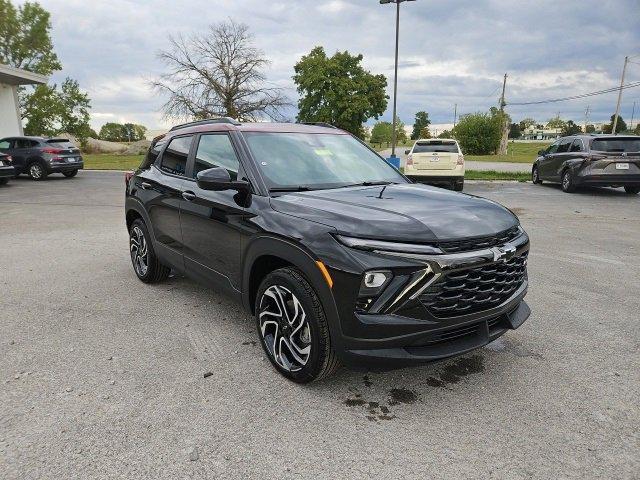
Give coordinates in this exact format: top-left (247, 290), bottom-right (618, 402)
top-left (15, 139), bottom-right (35, 149)
top-left (413, 141), bottom-right (459, 153)
top-left (570, 139), bottom-right (584, 152)
top-left (193, 134), bottom-right (239, 180)
top-left (159, 135), bottom-right (193, 177)
top-left (591, 138), bottom-right (640, 153)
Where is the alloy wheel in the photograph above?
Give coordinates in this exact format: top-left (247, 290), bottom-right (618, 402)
top-left (258, 285), bottom-right (311, 372)
top-left (30, 164), bottom-right (43, 179)
top-left (562, 172), bottom-right (570, 190)
top-left (130, 225), bottom-right (149, 277)
top-left (532, 167), bottom-right (539, 183)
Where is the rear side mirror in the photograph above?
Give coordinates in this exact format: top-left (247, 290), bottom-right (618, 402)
top-left (404, 149), bottom-right (411, 155)
top-left (196, 167), bottom-right (250, 192)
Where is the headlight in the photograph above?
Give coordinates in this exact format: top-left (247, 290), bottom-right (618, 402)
top-left (335, 235), bottom-right (443, 255)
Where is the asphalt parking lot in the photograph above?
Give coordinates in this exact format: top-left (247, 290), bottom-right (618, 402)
top-left (2, 171), bottom-right (639, 479)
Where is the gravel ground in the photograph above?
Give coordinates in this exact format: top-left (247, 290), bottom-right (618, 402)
top-left (1, 171), bottom-right (638, 479)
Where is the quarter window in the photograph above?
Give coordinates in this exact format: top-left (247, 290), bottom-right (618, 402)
top-left (570, 139), bottom-right (583, 152)
top-left (0, 140), bottom-right (10, 149)
top-left (160, 136), bottom-right (192, 176)
top-left (193, 134), bottom-right (239, 180)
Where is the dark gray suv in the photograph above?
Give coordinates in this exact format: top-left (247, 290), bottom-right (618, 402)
top-left (532, 134), bottom-right (640, 194)
top-left (0, 136), bottom-right (84, 180)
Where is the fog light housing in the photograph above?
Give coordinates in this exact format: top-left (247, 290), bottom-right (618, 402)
top-left (357, 270), bottom-right (392, 313)
top-left (364, 271), bottom-right (388, 288)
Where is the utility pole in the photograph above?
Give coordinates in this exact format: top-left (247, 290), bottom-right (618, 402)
top-left (453, 103), bottom-right (457, 128)
top-left (612, 56), bottom-right (628, 135)
top-left (584, 105), bottom-right (590, 133)
top-left (380, 0), bottom-right (416, 162)
top-left (498, 73), bottom-right (508, 155)
top-left (630, 101), bottom-right (636, 131)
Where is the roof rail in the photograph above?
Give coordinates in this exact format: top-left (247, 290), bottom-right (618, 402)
top-left (170, 117), bottom-right (241, 131)
top-left (299, 122), bottom-right (337, 129)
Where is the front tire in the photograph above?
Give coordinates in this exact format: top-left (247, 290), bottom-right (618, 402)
top-left (561, 170), bottom-right (576, 193)
top-left (63, 170), bottom-right (78, 178)
top-left (129, 218), bottom-right (171, 283)
top-left (624, 186), bottom-right (640, 194)
top-left (532, 165), bottom-right (542, 184)
top-left (256, 267), bottom-right (339, 383)
top-left (28, 162), bottom-right (47, 181)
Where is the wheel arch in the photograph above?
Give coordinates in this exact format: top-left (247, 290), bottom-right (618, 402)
top-left (241, 235), bottom-right (343, 350)
top-left (124, 197), bottom-right (157, 243)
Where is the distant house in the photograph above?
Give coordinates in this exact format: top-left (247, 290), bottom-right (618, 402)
top-left (521, 126), bottom-right (562, 141)
top-left (0, 64), bottom-right (48, 137)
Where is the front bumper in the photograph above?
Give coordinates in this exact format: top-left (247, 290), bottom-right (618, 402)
top-left (0, 165), bottom-right (15, 179)
top-left (47, 160), bottom-right (84, 173)
top-left (331, 231), bottom-right (531, 368)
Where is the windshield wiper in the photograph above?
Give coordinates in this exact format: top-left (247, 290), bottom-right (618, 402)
top-left (343, 181), bottom-right (397, 187)
top-left (269, 185), bottom-right (314, 193)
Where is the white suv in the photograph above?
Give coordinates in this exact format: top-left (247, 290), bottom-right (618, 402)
top-left (404, 138), bottom-right (465, 191)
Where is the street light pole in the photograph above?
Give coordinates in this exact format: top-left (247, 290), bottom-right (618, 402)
top-left (380, 0), bottom-right (416, 160)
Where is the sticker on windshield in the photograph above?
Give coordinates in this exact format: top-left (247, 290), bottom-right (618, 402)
top-left (314, 149), bottom-right (333, 156)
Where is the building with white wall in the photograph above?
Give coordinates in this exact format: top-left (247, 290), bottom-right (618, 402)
top-left (0, 64), bottom-right (48, 137)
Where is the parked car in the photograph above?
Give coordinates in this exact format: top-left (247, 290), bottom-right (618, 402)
top-left (0, 152), bottom-right (15, 186)
top-left (532, 134), bottom-right (640, 194)
top-left (125, 119), bottom-right (530, 382)
top-left (404, 138), bottom-right (465, 191)
top-left (0, 136), bottom-right (83, 180)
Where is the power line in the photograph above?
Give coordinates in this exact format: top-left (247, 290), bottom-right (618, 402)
top-left (507, 81), bottom-right (640, 106)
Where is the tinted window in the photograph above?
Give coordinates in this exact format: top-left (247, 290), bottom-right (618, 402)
top-left (570, 139), bottom-right (584, 152)
top-left (15, 139), bottom-right (35, 148)
top-left (591, 138), bottom-right (640, 153)
top-left (244, 132), bottom-right (406, 189)
top-left (556, 139), bottom-right (572, 153)
top-left (0, 140), bottom-right (10, 149)
top-left (160, 136), bottom-right (192, 176)
top-left (46, 139), bottom-right (76, 149)
top-left (546, 141), bottom-right (559, 154)
top-left (413, 141), bottom-right (459, 153)
top-left (193, 134), bottom-right (239, 180)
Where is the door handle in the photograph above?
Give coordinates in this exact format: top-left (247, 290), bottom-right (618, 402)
top-left (182, 191), bottom-right (197, 201)
top-left (140, 182), bottom-right (152, 190)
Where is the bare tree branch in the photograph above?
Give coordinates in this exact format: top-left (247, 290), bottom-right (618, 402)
top-left (151, 19), bottom-right (290, 122)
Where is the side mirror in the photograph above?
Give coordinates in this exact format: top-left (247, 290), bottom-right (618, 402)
top-left (196, 167), bottom-right (250, 192)
top-left (537, 150), bottom-right (545, 156)
top-left (404, 149), bottom-right (411, 155)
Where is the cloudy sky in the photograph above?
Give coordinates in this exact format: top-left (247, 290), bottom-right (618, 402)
top-left (28, 0), bottom-right (640, 131)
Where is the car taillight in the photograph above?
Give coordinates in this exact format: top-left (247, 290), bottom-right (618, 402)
top-left (42, 148), bottom-right (63, 154)
top-left (457, 154), bottom-right (464, 165)
top-left (406, 154), bottom-right (413, 166)
top-left (125, 171), bottom-right (134, 185)
top-left (5, 155), bottom-right (12, 163)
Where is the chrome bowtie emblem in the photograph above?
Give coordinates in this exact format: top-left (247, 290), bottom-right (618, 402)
top-left (491, 245), bottom-right (516, 263)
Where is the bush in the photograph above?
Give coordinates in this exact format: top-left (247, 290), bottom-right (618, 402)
top-left (453, 113), bottom-right (501, 155)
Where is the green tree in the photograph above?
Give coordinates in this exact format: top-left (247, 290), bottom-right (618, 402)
top-left (370, 121), bottom-right (393, 147)
top-left (22, 78), bottom-right (92, 142)
top-left (411, 111), bottom-right (431, 140)
top-left (634, 124), bottom-right (640, 135)
top-left (546, 116), bottom-right (566, 130)
top-left (394, 116), bottom-right (407, 144)
top-left (437, 129), bottom-right (452, 139)
top-left (561, 120), bottom-right (581, 136)
top-left (293, 46), bottom-right (388, 138)
top-left (518, 117), bottom-right (536, 131)
top-left (419, 126), bottom-right (431, 139)
top-left (509, 123), bottom-right (521, 139)
top-left (602, 114), bottom-right (627, 134)
top-left (99, 122), bottom-right (147, 142)
top-left (0, 0), bottom-right (62, 75)
top-left (585, 124), bottom-right (596, 133)
top-left (452, 112), bottom-right (501, 155)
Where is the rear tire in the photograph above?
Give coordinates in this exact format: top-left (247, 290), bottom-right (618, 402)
top-left (63, 170), bottom-right (78, 178)
top-left (453, 179), bottom-right (464, 191)
top-left (256, 267), bottom-right (340, 383)
top-left (0, 178), bottom-right (8, 186)
top-left (532, 165), bottom-right (542, 184)
top-left (624, 186), bottom-right (640, 194)
top-left (28, 162), bottom-right (47, 181)
top-left (561, 170), bottom-right (576, 193)
top-left (129, 218), bottom-right (171, 283)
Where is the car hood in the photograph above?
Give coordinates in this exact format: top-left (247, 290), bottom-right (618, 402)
top-left (270, 183), bottom-right (519, 242)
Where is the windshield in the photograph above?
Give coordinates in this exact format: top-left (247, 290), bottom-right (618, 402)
top-left (591, 138), bottom-right (640, 153)
top-left (243, 132), bottom-right (407, 190)
top-left (413, 141), bottom-right (459, 153)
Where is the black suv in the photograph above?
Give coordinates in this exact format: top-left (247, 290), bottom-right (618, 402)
top-left (532, 134), bottom-right (640, 193)
top-left (0, 136), bottom-right (83, 180)
top-left (125, 119), bottom-right (531, 382)
top-left (0, 152), bottom-right (15, 186)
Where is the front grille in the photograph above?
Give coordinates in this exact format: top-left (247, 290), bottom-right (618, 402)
top-left (420, 252), bottom-right (528, 318)
top-left (436, 226), bottom-right (521, 253)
